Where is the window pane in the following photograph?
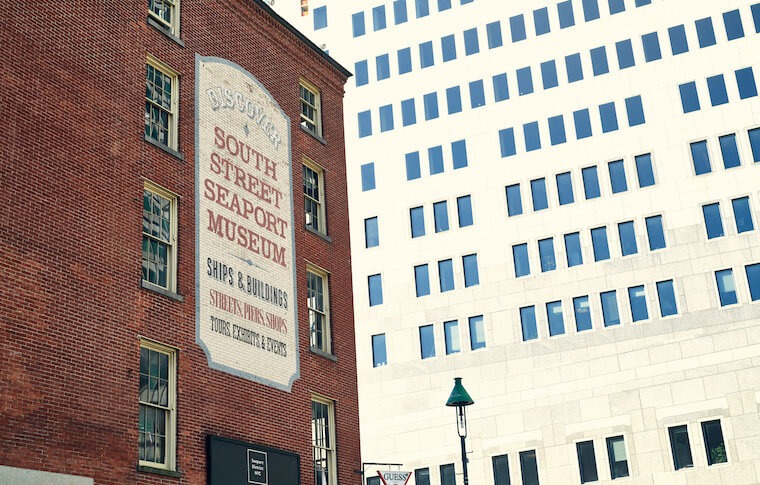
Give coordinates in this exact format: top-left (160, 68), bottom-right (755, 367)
top-left (441, 34), bottom-right (457, 62)
top-left (398, 47), bottom-right (412, 74)
top-left (368, 274), bottom-right (383, 306)
top-left (419, 325), bottom-right (436, 359)
top-left (737, 67), bottom-right (759, 99)
top-left (702, 420), bottom-right (727, 465)
top-left (433, 200), bottom-right (449, 232)
top-left (695, 17), bottom-right (716, 47)
top-left (415, 468), bottom-right (431, 485)
top-left (549, 115), bottom-right (567, 145)
top-left (406, 152), bottom-right (421, 180)
top-left (606, 436), bottom-right (630, 479)
top-left (429, 145), bottom-right (444, 175)
top-left (574, 109), bottom-right (593, 139)
top-left (538, 237), bottom-right (556, 272)
top-left (608, 0), bottom-right (625, 15)
top-left (469, 315), bottom-right (486, 350)
top-left (452, 140), bottom-right (468, 169)
top-left (645, 215), bottom-right (666, 250)
top-left (601, 290), bottom-right (620, 326)
top-left (750, 127), bottom-right (760, 163)
top-left (493, 73), bottom-right (510, 101)
top-left (415, 264), bottom-right (430, 297)
top-left (608, 160), bottom-right (628, 194)
top-left (718, 133), bottom-right (741, 169)
top-left (419, 41), bottom-right (434, 68)
top-left (394, 0), bottom-right (408, 24)
top-left (591, 227), bottom-right (610, 261)
top-left (513, 243), bottom-right (530, 278)
top-left (506, 184), bottom-right (523, 216)
top-left (510, 15), bottom-right (526, 42)
top-left (446, 86), bottom-right (462, 114)
top-left (582, 166), bottom-right (601, 199)
top-left (438, 259), bottom-right (454, 292)
top-left (618, 221), bottom-right (638, 256)
top-left (358, 110), bottom-right (372, 138)
top-left (702, 203), bottom-right (724, 239)
top-left (732, 197), bottom-right (754, 233)
top-left (423, 92), bottom-right (439, 119)
top-left (499, 127), bottom-right (516, 157)
top-left (746, 263), bottom-right (760, 301)
top-left (352, 12), bottom-right (365, 37)
top-left (642, 32), bottom-right (662, 61)
top-left (487, 21), bottom-right (503, 48)
top-left (457, 195), bottom-right (473, 227)
top-left (546, 301), bottom-right (565, 336)
top-left (577, 440), bottom-right (599, 483)
top-left (410, 206), bottom-right (425, 237)
top-left (582, 0), bottom-right (600, 21)
top-left (520, 306), bottom-right (538, 341)
top-left (492, 455), bottom-right (510, 485)
top-left (565, 232), bottom-right (583, 267)
top-left (534, 7), bottom-right (550, 35)
top-left (444, 320), bottom-right (460, 354)
top-left (372, 5), bottom-right (386, 31)
top-left (656, 280), bottom-right (678, 316)
top-left (401, 98), bottom-right (417, 126)
top-left (361, 163), bottom-right (376, 191)
top-left (625, 95), bottom-right (646, 126)
top-left (707, 75), bottom-right (729, 106)
top-left (590, 46), bottom-right (609, 76)
top-left (372, 334), bottom-right (387, 367)
top-left (558, 0), bottom-right (575, 28)
top-left (616, 39), bottom-right (635, 69)
top-left (365, 217), bottom-right (379, 248)
top-left (715, 269), bottom-right (738, 306)
top-left (355, 60), bottom-right (368, 87)
top-left (679, 82), bottom-right (700, 113)
top-left (754, 3), bottom-right (760, 33)
top-left (524, 122), bottom-right (541, 152)
top-left (668, 24), bottom-right (689, 55)
top-left (669, 425), bottom-right (694, 470)
top-left (628, 285), bottom-right (649, 321)
top-left (519, 450), bottom-right (540, 485)
top-left (437, 0), bottom-right (451, 12)
top-left (599, 102), bottom-right (618, 132)
top-left (469, 80), bottom-right (486, 108)
top-left (531, 178), bottom-right (548, 211)
top-left (541, 60), bottom-right (558, 89)
top-left (463, 254), bottom-right (479, 287)
top-left (464, 28), bottom-right (479, 55)
top-left (566, 53), bottom-right (584, 83)
top-left (573, 296), bottom-right (593, 332)
top-left (635, 153), bottom-right (655, 187)
top-left (440, 464), bottom-right (456, 485)
top-left (415, 0), bottom-right (429, 18)
top-left (690, 140), bottom-right (711, 175)
top-left (517, 67), bottom-right (534, 96)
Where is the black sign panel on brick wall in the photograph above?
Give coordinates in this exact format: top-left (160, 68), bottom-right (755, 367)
top-left (208, 435), bottom-right (300, 485)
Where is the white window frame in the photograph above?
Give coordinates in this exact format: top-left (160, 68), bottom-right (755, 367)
top-left (148, 0), bottom-right (180, 36)
top-left (311, 395), bottom-right (336, 485)
top-left (145, 55), bottom-right (179, 150)
top-left (300, 78), bottom-right (322, 137)
top-left (142, 181), bottom-right (178, 294)
top-left (307, 264), bottom-right (331, 355)
top-left (303, 158), bottom-right (327, 234)
top-left (138, 339), bottom-right (177, 471)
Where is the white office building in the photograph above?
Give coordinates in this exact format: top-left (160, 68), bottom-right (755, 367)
top-left (275, 0), bottom-right (760, 483)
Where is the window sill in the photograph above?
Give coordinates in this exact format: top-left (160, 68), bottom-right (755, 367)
top-left (310, 347), bottom-right (337, 361)
top-left (138, 465), bottom-right (181, 478)
top-left (305, 225), bottom-right (332, 243)
top-left (300, 125), bottom-right (326, 145)
top-left (144, 135), bottom-right (185, 161)
top-left (147, 16), bottom-right (185, 47)
top-left (141, 280), bottom-right (184, 302)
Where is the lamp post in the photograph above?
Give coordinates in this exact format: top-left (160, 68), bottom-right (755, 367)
top-left (446, 377), bottom-right (474, 485)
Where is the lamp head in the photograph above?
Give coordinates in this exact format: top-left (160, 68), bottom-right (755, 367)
top-left (445, 377), bottom-right (474, 407)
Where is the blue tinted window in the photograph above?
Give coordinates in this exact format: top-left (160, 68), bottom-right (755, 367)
top-left (433, 200), bottom-right (449, 232)
top-left (314, 6), bottom-right (327, 29)
top-left (361, 162), bottom-right (376, 191)
top-left (715, 269), bottom-right (738, 306)
top-left (541, 60), bottom-right (559, 89)
top-left (753, 4), bottom-right (760, 33)
top-left (428, 145), bottom-right (444, 175)
top-left (695, 17), bottom-right (716, 48)
top-left (516, 67), bottom-right (534, 95)
top-left (599, 102), bottom-right (619, 133)
top-left (419, 324), bottom-right (435, 359)
top-left (635, 153), bottom-right (655, 187)
top-left (656, 280), bottom-right (678, 316)
top-left (469, 80), bottom-right (486, 108)
top-left (547, 301), bottom-right (565, 336)
top-left (419, 42), bottom-right (434, 68)
top-left (372, 334), bottom-right (387, 367)
top-left (513, 243), bottom-right (530, 277)
top-left (415, 0), bottom-right (429, 18)
top-left (352, 12), bottom-right (366, 37)
top-left (368, 274), bottom-right (383, 306)
top-left (591, 46), bottom-right (609, 76)
top-left (355, 60), bottom-right (369, 87)
top-left (719, 134), bottom-right (740, 169)
top-left (373, 5), bottom-right (387, 30)
top-left (510, 15), bottom-right (526, 42)
top-left (690, 140), bottom-right (711, 175)
top-left (438, 259), bottom-right (454, 292)
top-left (608, 0), bottom-right (625, 14)
top-left (625, 95), bottom-right (645, 127)
top-left (463, 254), bottom-right (479, 287)
top-left (446, 86), bottom-right (462, 114)
top-left (591, 227), bottom-right (611, 261)
top-left (558, 0), bottom-right (576, 28)
top-left (520, 306), bottom-right (538, 341)
top-left (534, 8), bottom-right (550, 35)
top-left (645, 215), bottom-right (666, 250)
top-left (401, 98), bottom-right (417, 126)
top-left (668, 25), bottom-right (689, 55)
top-left (452, 140), bottom-right (468, 169)
top-left (376, 54), bottom-right (390, 80)
top-left (538, 237), bottom-right (556, 272)
top-left (608, 160), bottom-right (628, 193)
top-left (628, 285), bottom-right (649, 322)
top-left (493, 73), bottom-right (509, 101)
top-left (379, 104), bottom-right (394, 132)
top-left (487, 21), bottom-right (503, 48)
top-left (365, 217), bottom-right (379, 248)
top-left (464, 28), bottom-right (480, 55)
top-left (707, 75), bottom-right (728, 106)
top-left (679, 82), bottom-right (700, 113)
top-left (397, 48), bottom-right (412, 74)
top-left (635, 0), bottom-right (651, 5)
top-left (499, 128), bottom-right (516, 157)
top-left (747, 263), bottom-right (760, 301)
top-left (582, 0), bottom-right (600, 21)
top-left (437, 0), bottom-right (451, 11)
top-left (574, 109), bottom-right (593, 139)
top-left (566, 53), bottom-right (584, 82)
top-left (406, 152), bottom-right (421, 180)
top-left (469, 315), bottom-right (486, 350)
top-left (506, 184), bottom-right (523, 216)
top-left (393, 0), bottom-right (408, 24)
top-left (574, 296), bottom-right (593, 331)
top-left (642, 32), bottom-right (662, 62)
top-left (556, 172), bottom-right (574, 205)
top-left (582, 166), bottom-right (601, 199)
top-left (732, 197), bottom-right (754, 233)
top-left (702, 203), bottom-right (724, 239)
top-left (423, 92), bottom-right (439, 120)
top-left (524, 122), bottom-right (541, 152)
top-left (415, 264), bottom-right (430, 296)
top-left (751, 127), bottom-right (760, 163)
top-left (410, 206), bottom-right (425, 237)
top-left (723, 9), bottom-right (744, 40)
top-left (736, 67), bottom-right (758, 99)
top-left (601, 290), bottom-right (620, 326)
top-left (457, 195), bottom-right (473, 227)
top-left (565, 232), bottom-right (583, 267)
top-left (618, 221), bottom-right (638, 256)
top-left (358, 110), bottom-right (372, 138)
top-left (548, 115), bottom-right (567, 145)
top-left (616, 39), bottom-right (635, 69)
top-left (441, 34), bottom-right (457, 61)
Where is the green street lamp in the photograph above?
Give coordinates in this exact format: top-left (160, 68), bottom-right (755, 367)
top-left (446, 377), bottom-right (474, 485)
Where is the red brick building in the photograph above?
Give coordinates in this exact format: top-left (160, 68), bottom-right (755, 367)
top-left (0, 1), bottom-right (358, 484)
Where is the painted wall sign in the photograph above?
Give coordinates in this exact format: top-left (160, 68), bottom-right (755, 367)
top-left (208, 436), bottom-right (299, 485)
top-left (195, 55), bottom-right (298, 391)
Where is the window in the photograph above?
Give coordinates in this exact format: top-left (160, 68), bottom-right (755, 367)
top-left (669, 425), bottom-right (694, 470)
top-left (538, 238), bottom-right (556, 272)
top-left (419, 325), bottom-right (436, 359)
top-left (732, 197), bottom-right (754, 233)
top-left (457, 195), bottom-right (473, 227)
top-left (303, 161), bottom-right (326, 233)
top-left (307, 266), bottom-right (331, 353)
top-left (628, 285), bottom-right (649, 321)
top-left (642, 32), bottom-right (662, 61)
top-left (549, 115), bottom-right (567, 145)
top-left (452, 140), bottom-right (468, 169)
top-left (463, 254), bottom-right (479, 287)
top-left (715, 269), bottom-right (738, 306)
top-left (750, 127), bottom-right (760, 162)
top-left (493, 73), bottom-right (510, 101)
top-left (469, 315), bottom-right (485, 350)
top-left (415, 0), bottom-right (429, 18)
top-left (582, 0), bottom-right (600, 21)
top-left (145, 56), bottom-right (179, 149)
top-left (591, 227), bottom-right (610, 261)
top-left (645, 215), bottom-right (666, 250)
top-left (668, 24), bottom-right (689, 55)
top-left (656, 279), bottom-right (678, 316)
top-left (510, 15), bottom-right (527, 42)
top-left (618, 221), bottom-right (638, 256)
top-left (608, 160), bottom-right (628, 194)
top-left (148, 0), bottom-right (179, 35)
top-left (546, 301), bottom-right (565, 336)
top-left (358, 110), bottom-right (372, 138)
top-left (513, 243), bottom-right (530, 277)
top-left (312, 397), bottom-right (336, 484)
top-left (444, 320), bottom-right (460, 354)
top-left (438, 259), bottom-right (454, 292)
top-left (524, 122), bottom-right (541, 151)
top-left (625, 95), bottom-right (645, 126)
top-left (506, 184), bottom-right (523, 216)
top-left (300, 79), bottom-right (322, 137)
top-left (440, 464), bottom-right (456, 485)
top-left (576, 441), bottom-right (598, 483)
top-left (519, 450), bottom-right (540, 485)
top-left (352, 12), bottom-right (366, 37)
top-left (574, 109), bottom-right (593, 139)
top-left (469, 80), bottom-right (486, 108)
top-left (736, 67), bottom-right (758, 99)
top-left (492, 454), bottom-right (510, 485)
top-left (433, 200), bottom-right (449, 232)
top-left (702, 420), bottom-right (727, 465)
top-left (703, 203), bottom-right (724, 239)
top-left (406, 152), bottom-right (421, 180)
top-left (747, 263), bottom-right (760, 301)
top-left (531, 178), bottom-right (549, 211)
top-left (520, 306), bottom-right (538, 341)
top-left (410, 206), bottom-right (425, 238)
top-left (590, 46), bottom-right (609, 76)
top-left (500, 128), bottom-right (517, 157)
top-left (355, 60), bottom-right (368, 87)
top-left (372, 334), bottom-right (387, 367)
top-left (139, 340), bottom-right (176, 470)
top-left (534, 7), bottom-right (550, 35)
top-left (601, 290), bottom-right (620, 326)
top-left (635, 153), bottom-right (655, 187)
top-left (487, 21), bottom-right (503, 48)
top-left (313, 6), bottom-right (327, 29)
top-left (365, 217), bottom-right (379, 248)
top-left (582, 166), bottom-right (601, 199)
top-left (419, 41), bottom-right (434, 68)
top-left (608, 0), bottom-right (625, 15)
top-left (368, 274), bottom-right (383, 306)
top-left (719, 134), bottom-right (741, 169)
top-left (690, 140), bottom-right (711, 175)
top-left (423, 92), bottom-right (439, 120)
top-left (441, 34), bottom-right (457, 62)
top-left (679, 82), bottom-right (700, 113)
top-left (446, 86), bottom-right (463, 114)
top-left (541, 60), bottom-right (559, 89)
top-left (464, 28), bottom-right (480, 55)
top-left (634, 0), bottom-right (651, 5)
top-left (606, 436), bottom-right (630, 479)
top-left (558, 0), bottom-right (575, 28)
top-left (695, 17), bottom-right (716, 48)
top-left (415, 468), bottom-right (431, 485)
top-left (372, 5), bottom-right (387, 31)
top-left (401, 98), bottom-right (417, 126)
top-left (754, 3), bottom-right (760, 33)
top-left (566, 53), bottom-right (584, 83)
top-left (516, 67), bottom-right (534, 95)
top-left (556, 172), bottom-right (575, 205)
top-left (142, 183), bottom-right (177, 292)
top-left (379, 104), bottom-right (394, 132)
top-left (394, 0), bottom-right (408, 24)
top-left (415, 264), bottom-right (431, 297)
top-left (398, 48), bottom-right (412, 74)
top-left (565, 232), bottom-right (583, 267)
top-left (599, 102), bottom-right (618, 133)
top-left (616, 39), bottom-right (635, 69)
top-left (437, 0), bottom-right (451, 12)
top-left (376, 54), bottom-right (390, 81)
top-left (573, 296), bottom-right (593, 332)
top-left (361, 162), bottom-right (376, 191)
top-left (707, 75), bottom-right (729, 107)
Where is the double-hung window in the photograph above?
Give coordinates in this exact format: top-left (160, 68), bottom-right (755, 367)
top-left (142, 182), bottom-right (178, 293)
top-left (303, 160), bottom-right (326, 234)
top-left (300, 79), bottom-right (322, 137)
top-left (312, 396), bottom-right (337, 485)
top-left (307, 266), bottom-right (331, 354)
top-left (139, 340), bottom-right (177, 471)
top-left (145, 56), bottom-right (179, 150)
top-left (148, 0), bottom-right (180, 36)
